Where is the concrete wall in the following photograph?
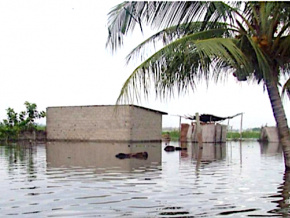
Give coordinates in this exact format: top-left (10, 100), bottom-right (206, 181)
top-left (130, 106), bottom-right (163, 141)
top-left (201, 123), bottom-right (216, 142)
top-left (180, 124), bottom-right (190, 142)
top-left (215, 124), bottom-right (227, 143)
top-left (46, 105), bottom-right (166, 142)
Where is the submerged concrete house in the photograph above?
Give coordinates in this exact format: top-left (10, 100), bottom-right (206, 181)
top-left (181, 122), bottom-right (227, 143)
top-left (260, 126), bottom-right (279, 142)
top-left (179, 113), bottom-right (240, 143)
top-left (46, 105), bottom-right (167, 142)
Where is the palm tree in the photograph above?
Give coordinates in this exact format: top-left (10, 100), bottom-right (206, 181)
top-left (106, 2), bottom-right (290, 168)
top-left (282, 78), bottom-right (290, 99)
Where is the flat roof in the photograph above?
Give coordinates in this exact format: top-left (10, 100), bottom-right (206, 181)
top-left (47, 104), bottom-right (168, 115)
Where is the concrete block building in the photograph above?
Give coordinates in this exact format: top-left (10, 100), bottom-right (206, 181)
top-left (46, 105), bottom-right (167, 142)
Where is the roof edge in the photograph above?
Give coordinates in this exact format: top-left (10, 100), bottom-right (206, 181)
top-left (47, 104), bottom-right (168, 115)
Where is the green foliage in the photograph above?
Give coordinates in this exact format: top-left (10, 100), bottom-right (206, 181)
top-left (35, 125), bottom-right (46, 131)
top-left (227, 131), bottom-right (260, 139)
top-left (162, 130), bottom-right (180, 140)
top-left (107, 2), bottom-right (290, 103)
top-left (251, 127), bottom-right (261, 132)
top-left (0, 102), bottom-right (46, 141)
top-left (163, 128), bottom-right (261, 140)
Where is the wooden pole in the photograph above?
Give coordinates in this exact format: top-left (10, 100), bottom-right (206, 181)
top-left (179, 116), bottom-right (181, 141)
top-left (196, 112), bottom-right (203, 148)
top-left (239, 113), bottom-right (243, 141)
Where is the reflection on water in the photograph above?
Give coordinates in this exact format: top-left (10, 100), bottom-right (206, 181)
top-left (0, 141), bottom-right (288, 217)
top-left (46, 141), bottom-right (161, 173)
top-left (189, 142), bottom-right (226, 161)
top-left (260, 141), bottom-right (283, 155)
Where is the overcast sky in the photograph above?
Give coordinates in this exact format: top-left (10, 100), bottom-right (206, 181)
top-left (0, 0), bottom-right (289, 130)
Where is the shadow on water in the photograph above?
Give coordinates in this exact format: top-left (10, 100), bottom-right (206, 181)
top-left (46, 141), bottom-right (162, 173)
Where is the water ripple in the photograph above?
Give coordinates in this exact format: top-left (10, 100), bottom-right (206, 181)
top-left (0, 142), bottom-right (286, 217)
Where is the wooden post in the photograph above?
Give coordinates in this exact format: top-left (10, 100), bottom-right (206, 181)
top-left (179, 116), bottom-right (181, 141)
top-left (196, 113), bottom-right (203, 148)
top-left (239, 140), bottom-right (243, 167)
top-left (239, 113), bottom-right (243, 141)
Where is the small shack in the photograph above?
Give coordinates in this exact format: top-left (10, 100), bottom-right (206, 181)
top-left (46, 105), bottom-right (167, 142)
top-left (260, 126), bottom-right (279, 142)
top-left (181, 122), bottom-right (227, 143)
top-left (180, 113), bottom-right (241, 143)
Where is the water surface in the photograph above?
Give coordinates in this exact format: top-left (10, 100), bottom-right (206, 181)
top-left (0, 141), bottom-right (288, 217)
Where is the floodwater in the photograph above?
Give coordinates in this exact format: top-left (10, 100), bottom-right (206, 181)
top-left (0, 141), bottom-right (289, 217)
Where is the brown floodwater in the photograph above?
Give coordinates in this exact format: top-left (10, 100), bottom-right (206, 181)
top-left (0, 141), bottom-right (288, 217)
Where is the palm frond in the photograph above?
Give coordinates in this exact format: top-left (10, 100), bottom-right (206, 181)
top-left (117, 36), bottom-right (250, 103)
top-left (126, 24), bottom-right (236, 63)
top-left (277, 36), bottom-right (290, 59)
top-left (108, 1), bottom-right (290, 104)
top-left (282, 78), bottom-right (290, 99)
top-left (107, 1), bottom-right (237, 52)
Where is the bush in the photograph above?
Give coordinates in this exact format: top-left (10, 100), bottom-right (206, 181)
top-left (0, 102), bottom-right (46, 141)
top-left (227, 130), bottom-right (260, 139)
top-left (162, 130), bottom-right (180, 140)
top-left (163, 129), bottom-right (261, 141)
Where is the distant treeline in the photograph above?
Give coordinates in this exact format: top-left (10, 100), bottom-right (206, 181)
top-left (0, 102), bottom-right (46, 142)
top-left (162, 128), bottom-right (261, 141)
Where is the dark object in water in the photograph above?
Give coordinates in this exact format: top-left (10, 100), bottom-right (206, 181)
top-left (164, 146), bottom-right (187, 152)
top-left (175, 147), bottom-right (181, 151)
top-left (164, 145), bottom-right (175, 152)
top-left (115, 152), bottom-right (148, 160)
top-left (132, 152), bottom-right (148, 159)
top-left (115, 153), bottom-right (130, 159)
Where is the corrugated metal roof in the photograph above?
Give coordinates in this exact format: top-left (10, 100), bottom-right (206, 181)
top-left (185, 113), bottom-right (241, 123)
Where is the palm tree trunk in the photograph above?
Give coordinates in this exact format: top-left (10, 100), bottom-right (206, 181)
top-left (266, 78), bottom-right (290, 169)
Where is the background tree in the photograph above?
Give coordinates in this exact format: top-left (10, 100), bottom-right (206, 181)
top-left (107, 2), bottom-right (290, 168)
top-left (19, 101), bottom-right (46, 131)
top-left (0, 102), bottom-right (46, 141)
